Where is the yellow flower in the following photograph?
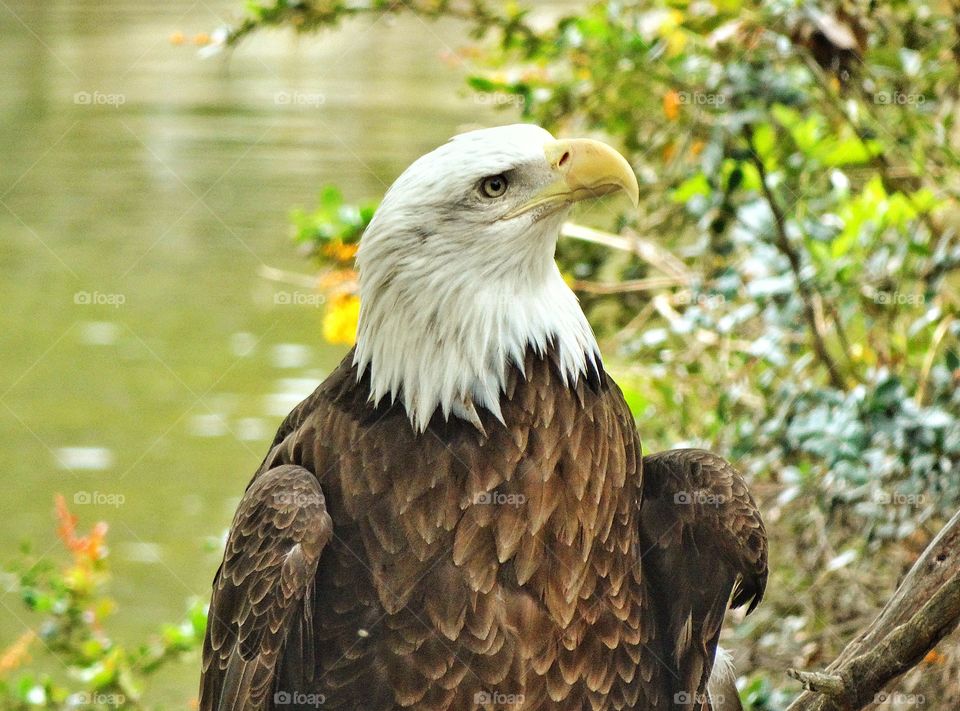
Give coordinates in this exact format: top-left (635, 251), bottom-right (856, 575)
top-left (663, 90), bottom-right (681, 121)
top-left (323, 294), bottom-right (361, 345)
top-left (660, 9), bottom-right (687, 58)
top-left (322, 241), bottom-right (359, 264)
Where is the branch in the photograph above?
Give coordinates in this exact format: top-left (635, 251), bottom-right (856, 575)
top-left (570, 276), bottom-right (685, 294)
top-left (560, 222), bottom-right (692, 281)
top-left (915, 315), bottom-right (954, 405)
top-left (786, 509), bottom-right (960, 711)
top-left (225, 0), bottom-right (542, 49)
top-left (745, 136), bottom-right (847, 390)
top-left (787, 670), bottom-right (845, 696)
top-left (258, 264), bottom-right (320, 289)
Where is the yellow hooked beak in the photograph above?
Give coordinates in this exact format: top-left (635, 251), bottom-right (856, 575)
top-left (505, 138), bottom-right (639, 219)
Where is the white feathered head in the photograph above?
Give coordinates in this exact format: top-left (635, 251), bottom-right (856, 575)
top-left (354, 124), bottom-right (638, 432)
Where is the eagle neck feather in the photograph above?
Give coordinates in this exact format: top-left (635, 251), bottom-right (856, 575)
top-left (353, 264), bottom-right (601, 433)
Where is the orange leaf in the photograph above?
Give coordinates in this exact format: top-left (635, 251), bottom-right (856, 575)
top-left (55, 494), bottom-right (78, 548)
top-left (54, 495), bottom-right (108, 563)
top-left (0, 631), bottom-right (35, 676)
top-left (663, 90), bottom-right (681, 121)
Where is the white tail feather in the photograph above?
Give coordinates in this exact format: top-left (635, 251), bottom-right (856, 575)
top-left (708, 646), bottom-right (737, 707)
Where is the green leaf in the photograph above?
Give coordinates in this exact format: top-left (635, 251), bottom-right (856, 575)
top-left (671, 173), bottom-right (712, 202)
top-left (751, 123), bottom-right (776, 161)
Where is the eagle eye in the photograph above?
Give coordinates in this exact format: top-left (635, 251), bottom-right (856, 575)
top-left (479, 174), bottom-right (509, 198)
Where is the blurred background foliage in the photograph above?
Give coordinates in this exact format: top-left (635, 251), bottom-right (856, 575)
top-left (1, 499), bottom-right (204, 709)
top-left (3, 0), bottom-right (959, 708)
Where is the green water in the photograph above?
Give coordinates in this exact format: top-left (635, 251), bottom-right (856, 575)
top-left (0, 1), bottom-right (506, 703)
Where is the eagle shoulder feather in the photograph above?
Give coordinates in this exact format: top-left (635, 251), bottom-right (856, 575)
top-left (200, 465), bottom-right (332, 711)
top-left (638, 448), bottom-right (768, 709)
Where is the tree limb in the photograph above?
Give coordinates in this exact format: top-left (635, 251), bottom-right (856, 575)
top-left (560, 222), bottom-right (692, 281)
top-left (786, 509), bottom-right (960, 711)
top-left (570, 276), bottom-right (685, 294)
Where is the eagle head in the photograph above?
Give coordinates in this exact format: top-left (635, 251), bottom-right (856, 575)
top-left (353, 124), bottom-right (638, 433)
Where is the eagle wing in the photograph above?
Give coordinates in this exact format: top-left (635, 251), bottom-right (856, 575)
top-left (638, 448), bottom-right (768, 710)
top-left (200, 464), bottom-right (333, 711)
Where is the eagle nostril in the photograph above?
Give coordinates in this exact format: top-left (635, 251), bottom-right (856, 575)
top-left (557, 150), bottom-right (571, 168)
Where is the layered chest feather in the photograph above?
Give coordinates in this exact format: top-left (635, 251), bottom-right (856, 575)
top-left (264, 357), bottom-right (646, 708)
top-left (319, 359), bottom-right (640, 623)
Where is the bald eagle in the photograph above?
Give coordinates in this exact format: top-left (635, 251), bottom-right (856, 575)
top-left (200, 125), bottom-right (767, 711)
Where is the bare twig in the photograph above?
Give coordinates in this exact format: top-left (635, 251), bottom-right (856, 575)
top-left (258, 264), bottom-right (321, 289)
top-left (915, 315), bottom-right (954, 405)
top-left (561, 222), bottom-right (692, 280)
top-left (787, 670), bottom-right (845, 696)
top-left (570, 276), bottom-right (685, 294)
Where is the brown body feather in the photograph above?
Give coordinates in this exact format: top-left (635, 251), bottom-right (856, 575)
top-left (201, 347), bottom-right (767, 710)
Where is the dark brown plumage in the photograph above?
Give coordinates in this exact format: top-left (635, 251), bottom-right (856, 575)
top-left (201, 346), bottom-right (767, 710)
